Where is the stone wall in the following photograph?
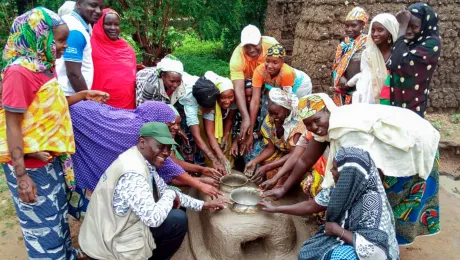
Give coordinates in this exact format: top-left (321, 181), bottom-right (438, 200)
top-left (264, 0), bottom-right (460, 111)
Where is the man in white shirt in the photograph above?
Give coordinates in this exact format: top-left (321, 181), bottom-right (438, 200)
top-left (79, 122), bottom-right (227, 260)
top-left (55, 0), bottom-right (103, 95)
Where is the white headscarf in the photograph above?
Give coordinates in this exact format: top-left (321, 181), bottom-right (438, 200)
top-left (157, 54), bottom-right (184, 75)
top-left (58, 1), bottom-right (76, 16)
top-left (356, 14), bottom-right (399, 104)
top-left (269, 88), bottom-right (300, 140)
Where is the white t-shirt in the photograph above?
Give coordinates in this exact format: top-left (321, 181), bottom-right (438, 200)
top-left (55, 12), bottom-right (93, 96)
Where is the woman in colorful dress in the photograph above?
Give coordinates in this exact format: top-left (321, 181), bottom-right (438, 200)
top-left (260, 147), bottom-right (399, 260)
top-left (0, 7), bottom-right (107, 259)
top-left (263, 93), bottom-right (441, 245)
top-left (245, 44), bottom-right (312, 154)
top-left (245, 88), bottom-right (305, 188)
top-left (91, 8), bottom-right (137, 109)
top-left (388, 3), bottom-right (441, 118)
top-left (382, 3), bottom-right (442, 245)
top-left (332, 7), bottom-right (368, 106)
top-left (351, 13), bottom-right (399, 104)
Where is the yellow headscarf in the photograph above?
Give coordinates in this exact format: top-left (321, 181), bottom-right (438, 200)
top-left (345, 7), bottom-right (369, 25)
top-left (298, 94), bottom-right (327, 119)
top-left (267, 44), bottom-right (286, 58)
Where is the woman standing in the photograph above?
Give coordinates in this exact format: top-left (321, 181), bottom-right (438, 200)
top-left (91, 8), bottom-right (137, 109)
top-left (352, 13), bottom-right (399, 104)
top-left (0, 7), bottom-right (107, 259)
top-left (389, 3), bottom-right (441, 117)
top-left (332, 7), bottom-right (368, 106)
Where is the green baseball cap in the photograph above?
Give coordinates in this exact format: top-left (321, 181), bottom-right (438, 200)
top-left (139, 122), bottom-right (177, 145)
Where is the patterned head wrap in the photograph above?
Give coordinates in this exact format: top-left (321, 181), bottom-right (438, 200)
top-left (267, 44), bottom-right (286, 58)
top-left (298, 94), bottom-right (326, 119)
top-left (3, 7), bottom-right (66, 74)
top-left (345, 7), bottom-right (369, 25)
top-left (269, 88), bottom-right (299, 140)
top-left (157, 54), bottom-right (184, 76)
top-left (408, 3), bottom-right (440, 40)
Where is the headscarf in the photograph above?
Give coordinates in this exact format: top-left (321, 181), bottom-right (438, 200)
top-left (299, 147), bottom-right (398, 260)
top-left (269, 88), bottom-right (299, 140)
top-left (2, 7), bottom-right (65, 74)
top-left (408, 3), bottom-right (440, 41)
top-left (204, 71), bottom-right (234, 143)
top-left (58, 1), bottom-right (76, 16)
top-left (360, 14), bottom-right (399, 103)
top-left (70, 101), bottom-right (184, 190)
top-left (91, 8), bottom-right (137, 109)
top-left (298, 93), bottom-right (337, 120)
top-left (388, 3), bottom-right (441, 117)
top-left (332, 7), bottom-right (368, 90)
top-left (157, 54), bottom-right (184, 76)
top-left (345, 6), bottom-right (369, 24)
top-left (267, 44), bottom-right (286, 58)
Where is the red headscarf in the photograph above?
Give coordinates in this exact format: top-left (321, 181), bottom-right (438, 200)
top-left (91, 9), bottom-right (136, 109)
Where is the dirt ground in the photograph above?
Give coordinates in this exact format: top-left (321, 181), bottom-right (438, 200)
top-left (0, 123), bottom-right (459, 260)
top-left (0, 177), bottom-right (459, 259)
top-left (426, 112), bottom-right (460, 145)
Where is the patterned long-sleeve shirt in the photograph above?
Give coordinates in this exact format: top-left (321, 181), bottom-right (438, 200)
top-left (112, 161), bottom-right (203, 227)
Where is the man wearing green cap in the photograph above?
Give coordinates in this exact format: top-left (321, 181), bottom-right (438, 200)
top-left (79, 122), bottom-right (227, 260)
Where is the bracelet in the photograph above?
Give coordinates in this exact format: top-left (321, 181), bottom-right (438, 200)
top-left (253, 132), bottom-right (258, 140)
top-left (339, 228), bottom-right (345, 239)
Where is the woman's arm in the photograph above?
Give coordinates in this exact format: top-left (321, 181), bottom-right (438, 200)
top-left (223, 109), bottom-right (236, 142)
top-left (259, 145), bottom-right (306, 190)
top-left (325, 222), bottom-right (354, 245)
top-left (66, 90), bottom-right (109, 106)
top-left (252, 141), bottom-right (275, 165)
top-left (263, 139), bottom-right (328, 199)
top-left (173, 172), bottom-right (222, 199)
top-left (262, 152), bottom-right (291, 172)
top-left (203, 118), bottom-right (226, 159)
top-left (188, 124), bottom-right (225, 173)
top-left (5, 111), bottom-right (37, 203)
top-left (259, 199), bottom-right (326, 216)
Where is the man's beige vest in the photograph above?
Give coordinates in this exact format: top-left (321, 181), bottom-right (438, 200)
top-left (79, 146), bottom-right (156, 260)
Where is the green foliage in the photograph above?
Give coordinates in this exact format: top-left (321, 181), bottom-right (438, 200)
top-left (0, 0), bottom-right (268, 67)
top-left (430, 120), bottom-right (442, 130)
top-left (0, 170), bottom-right (15, 222)
top-left (451, 114), bottom-right (460, 124)
top-left (174, 34), bottom-right (229, 77)
top-left (107, 0), bottom-right (267, 64)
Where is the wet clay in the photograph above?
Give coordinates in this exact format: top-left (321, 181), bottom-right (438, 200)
top-left (173, 186), bottom-right (318, 260)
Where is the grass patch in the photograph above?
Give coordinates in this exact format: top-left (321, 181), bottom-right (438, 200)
top-left (0, 168), bottom-right (16, 221)
top-left (174, 35), bottom-right (230, 77)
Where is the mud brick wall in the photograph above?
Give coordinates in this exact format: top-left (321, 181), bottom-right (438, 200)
top-left (264, 0), bottom-right (460, 111)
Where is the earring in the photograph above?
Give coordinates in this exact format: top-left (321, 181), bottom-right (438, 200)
top-left (387, 38), bottom-right (392, 44)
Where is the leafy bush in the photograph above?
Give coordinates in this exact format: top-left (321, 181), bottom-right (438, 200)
top-left (174, 34), bottom-right (229, 77)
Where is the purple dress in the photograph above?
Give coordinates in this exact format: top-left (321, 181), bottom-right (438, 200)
top-left (70, 101), bottom-right (184, 190)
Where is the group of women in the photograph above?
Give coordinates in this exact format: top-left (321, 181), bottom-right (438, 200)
top-left (0, 2), bottom-right (442, 260)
